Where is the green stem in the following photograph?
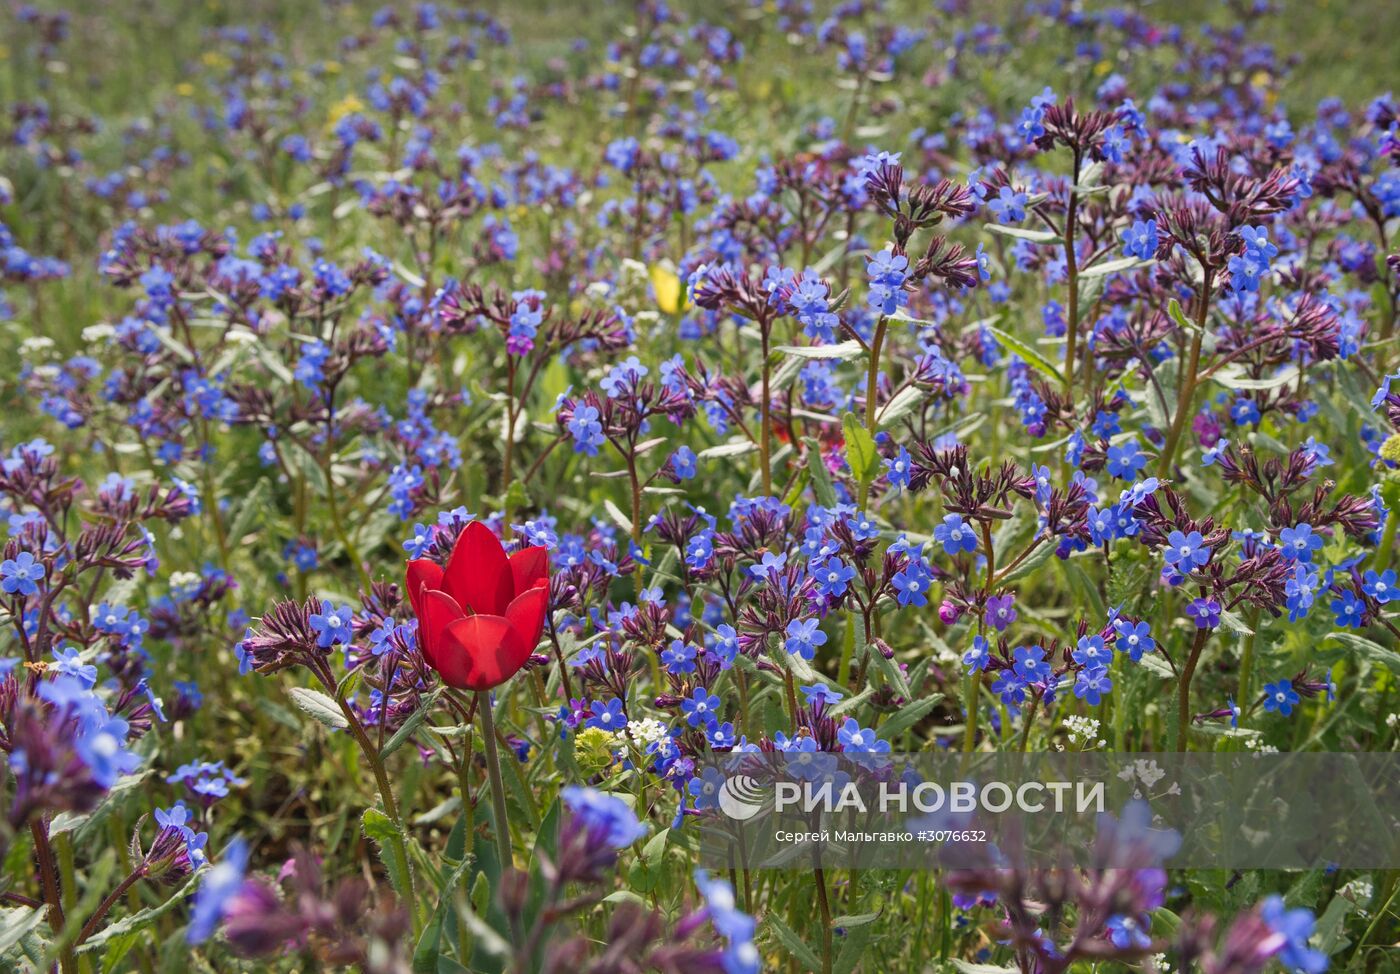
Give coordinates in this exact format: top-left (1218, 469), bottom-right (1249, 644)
top-left (477, 690), bottom-right (514, 869)
top-left (324, 459), bottom-right (373, 593)
top-left (961, 670), bottom-right (983, 754)
top-left (814, 866), bottom-right (834, 974)
top-left (1062, 150), bottom-right (1082, 403)
top-left (857, 317), bottom-right (888, 510)
top-left (76, 868), bottom-right (145, 945)
top-left (1156, 274), bottom-right (1214, 480)
top-left (760, 328), bottom-right (772, 497)
top-left (1018, 694), bottom-right (1039, 753)
top-left (1374, 501), bottom-right (1398, 572)
top-left (31, 821), bottom-right (74, 974)
top-left (1176, 629), bottom-right (1209, 752)
top-left (1237, 610), bottom-right (1259, 713)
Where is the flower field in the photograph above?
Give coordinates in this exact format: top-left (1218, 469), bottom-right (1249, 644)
top-left (2, 1), bottom-right (1399, 971)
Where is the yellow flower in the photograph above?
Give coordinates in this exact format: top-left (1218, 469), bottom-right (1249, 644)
top-left (650, 262), bottom-right (684, 316)
top-left (574, 726), bottom-right (621, 777)
top-left (328, 95), bottom-right (365, 126)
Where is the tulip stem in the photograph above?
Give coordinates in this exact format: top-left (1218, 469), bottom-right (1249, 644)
top-left (476, 690), bottom-right (513, 869)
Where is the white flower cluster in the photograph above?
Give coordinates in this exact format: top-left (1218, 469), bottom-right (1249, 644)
top-left (623, 718), bottom-right (671, 750)
top-left (1063, 715), bottom-right (1103, 747)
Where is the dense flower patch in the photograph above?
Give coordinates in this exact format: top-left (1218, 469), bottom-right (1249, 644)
top-left (1, 1), bottom-right (1397, 971)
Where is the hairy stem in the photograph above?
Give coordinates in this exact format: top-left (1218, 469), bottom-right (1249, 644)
top-left (1176, 628), bottom-right (1209, 752)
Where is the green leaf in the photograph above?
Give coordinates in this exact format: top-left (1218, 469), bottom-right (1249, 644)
top-left (697, 440), bottom-right (758, 461)
top-left (985, 325), bottom-right (1065, 387)
top-left (877, 384), bottom-right (926, 429)
top-left (772, 340), bottom-right (864, 360)
top-left (1079, 256), bottom-right (1150, 279)
top-left (834, 923), bottom-right (873, 974)
top-left (877, 695), bottom-right (943, 739)
top-left (382, 688), bottom-right (443, 757)
top-left (764, 912), bottom-right (822, 972)
top-left (803, 437), bottom-right (838, 508)
top-left (1208, 366), bottom-right (1300, 391)
top-left (603, 498), bottom-right (633, 535)
top-left (951, 962), bottom-right (1018, 974)
top-left (1167, 297), bottom-right (1201, 334)
top-left (984, 224), bottom-right (1057, 243)
top-left (0, 908), bottom-right (43, 956)
top-left (841, 411), bottom-right (879, 485)
top-left (1325, 632), bottom-right (1400, 675)
top-left (76, 874), bottom-right (200, 954)
top-left (50, 770), bottom-right (151, 838)
top-left (362, 808), bottom-right (413, 899)
top-left (287, 687), bottom-right (348, 729)
top-left (996, 539), bottom-right (1055, 586)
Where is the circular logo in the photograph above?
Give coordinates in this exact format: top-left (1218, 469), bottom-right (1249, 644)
top-left (717, 774), bottom-right (767, 821)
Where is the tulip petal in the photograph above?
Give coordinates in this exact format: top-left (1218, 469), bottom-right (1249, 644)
top-left (405, 559), bottom-right (444, 621)
top-left (508, 546), bottom-right (549, 597)
top-left (437, 615), bottom-right (528, 691)
top-left (443, 520), bottom-right (513, 616)
top-left (504, 583), bottom-right (549, 651)
top-left (419, 589), bottom-right (465, 667)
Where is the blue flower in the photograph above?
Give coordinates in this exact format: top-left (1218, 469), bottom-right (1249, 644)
top-left (1073, 666), bottom-right (1112, 705)
top-left (681, 687), bottom-right (722, 728)
top-left (0, 551), bottom-right (45, 597)
top-left (308, 602), bottom-right (354, 648)
top-left (1362, 569), bottom-right (1396, 603)
top-left (563, 785), bottom-right (648, 847)
top-left (749, 551), bottom-right (788, 581)
top-left (812, 557), bottom-right (856, 599)
top-left (988, 186), bottom-right (1028, 223)
top-left (837, 717), bottom-right (886, 753)
top-left (51, 647), bottom-right (97, 687)
top-left (187, 837), bottom-right (249, 944)
top-left (1330, 589), bottom-right (1364, 628)
top-left (1262, 680), bottom-right (1300, 716)
top-left (1164, 530), bottom-right (1211, 571)
top-left (1120, 219), bottom-right (1157, 261)
top-left (1072, 635), bottom-right (1111, 667)
top-left (1105, 440), bottom-right (1148, 480)
top-left (1258, 895), bottom-right (1327, 974)
top-left (711, 624), bottom-right (740, 667)
top-left (1279, 522), bottom-right (1323, 562)
top-left (784, 618), bottom-right (827, 661)
top-left (660, 639), bottom-right (697, 674)
top-left (688, 766), bottom-right (727, 811)
top-left (1013, 645), bottom-right (1052, 684)
top-left (1230, 397), bottom-right (1261, 426)
top-left (1106, 914), bottom-right (1152, 950)
top-left (587, 697), bottom-right (627, 731)
top-left (801, 683), bottom-right (844, 706)
top-left (934, 514), bottom-right (978, 555)
top-left (963, 635), bottom-right (991, 672)
top-left (694, 869), bottom-right (760, 974)
top-left (1016, 105), bottom-right (1045, 141)
top-left (1113, 620), bottom-right (1155, 661)
top-left (671, 445), bottom-right (698, 480)
top-left (884, 446), bottom-right (912, 490)
top-left (891, 561), bottom-right (932, 606)
top-left (402, 523), bottom-right (434, 559)
top-left (1185, 598), bottom-right (1221, 629)
top-left (567, 404), bottom-right (605, 455)
top-left (707, 722), bottom-right (736, 748)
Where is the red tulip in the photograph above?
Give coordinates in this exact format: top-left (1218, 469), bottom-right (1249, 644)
top-left (405, 521), bottom-right (549, 691)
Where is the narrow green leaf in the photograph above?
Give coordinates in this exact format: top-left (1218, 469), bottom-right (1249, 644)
top-left (985, 325), bottom-right (1065, 386)
top-left (287, 687), bottom-right (348, 729)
